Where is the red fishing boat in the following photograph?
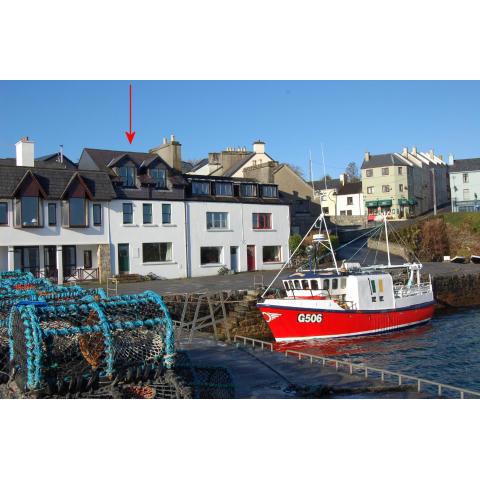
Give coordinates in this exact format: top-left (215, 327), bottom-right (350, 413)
top-left (257, 214), bottom-right (435, 342)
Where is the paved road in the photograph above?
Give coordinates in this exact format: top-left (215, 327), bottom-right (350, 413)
top-left (116, 269), bottom-right (293, 295)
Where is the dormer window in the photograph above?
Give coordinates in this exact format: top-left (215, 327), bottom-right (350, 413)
top-left (118, 166), bottom-right (136, 187)
top-left (69, 198), bottom-right (88, 227)
top-left (15, 197), bottom-right (42, 227)
top-left (262, 185), bottom-right (278, 198)
top-left (240, 183), bottom-right (257, 197)
top-left (60, 173), bottom-right (92, 228)
top-left (61, 198), bottom-right (88, 227)
top-left (215, 182), bottom-right (233, 196)
top-left (150, 168), bottom-right (167, 189)
top-left (192, 181), bottom-right (210, 195)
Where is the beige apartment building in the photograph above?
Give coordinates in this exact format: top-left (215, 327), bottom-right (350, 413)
top-left (361, 147), bottom-right (449, 219)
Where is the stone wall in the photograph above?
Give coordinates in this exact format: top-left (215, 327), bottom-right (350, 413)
top-left (330, 215), bottom-right (368, 227)
top-left (97, 243), bottom-right (111, 283)
top-left (433, 273), bottom-right (480, 307)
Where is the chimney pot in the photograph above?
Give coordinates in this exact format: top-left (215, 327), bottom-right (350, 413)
top-left (15, 137), bottom-right (35, 167)
top-left (412, 146), bottom-right (417, 155)
top-left (364, 151), bottom-right (370, 162)
top-left (163, 137), bottom-right (167, 145)
top-left (402, 147), bottom-right (408, 157)
top-left (170, 134), bottom-right (175, 143)
top-left (448, 153), bottom-right (454, 165)
top-left (429, 149), bottom-right (434, 160)
top-left (253, 140), bottom-right (265, 154)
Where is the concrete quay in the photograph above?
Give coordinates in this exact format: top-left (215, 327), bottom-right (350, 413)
top-left (180, 337), bottom-right (426, 399)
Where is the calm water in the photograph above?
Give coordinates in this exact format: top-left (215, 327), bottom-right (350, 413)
top-left (275, 308), bottom-right (480, 392)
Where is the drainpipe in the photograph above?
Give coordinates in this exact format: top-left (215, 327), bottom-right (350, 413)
top-left (107, 200), bottom-right (112, 280)
top-left (184, 202), bottom-right (191, 278)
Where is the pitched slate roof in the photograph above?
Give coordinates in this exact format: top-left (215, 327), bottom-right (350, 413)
top-left (361, 153), bottom-right (409, 170)
top-left (187, 158), bottom-right (208, 173)
top-left (0, 166), bottom-right (115, 200)
top-left (82, 148), bottom-right (158, 173)
top-left (449, 158), bottom-right (480, 173)
top-left (312, 178), bottom-right (342, 190)
top-left (221, 153), bottom-right (256, 177)
top-left (337, 181), bottom-right (362, 195)
top-left (0, 153), bottom-right (76, 169)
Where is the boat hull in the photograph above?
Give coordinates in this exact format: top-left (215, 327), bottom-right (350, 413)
top-left (257, 302), bottom-right (435, 342)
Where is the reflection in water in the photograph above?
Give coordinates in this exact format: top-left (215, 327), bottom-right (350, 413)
top-left (274, 308), bottom-right (480, 391)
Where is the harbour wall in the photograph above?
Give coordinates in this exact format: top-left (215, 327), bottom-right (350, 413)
top-left (367, 239), bottom-right (480, 307)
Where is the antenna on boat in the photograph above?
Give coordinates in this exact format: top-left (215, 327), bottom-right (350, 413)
top-left (314, 214), bottom-right (339, 273)
top-left (309, 149), bottom-right (315, 195)
top-left (321, 143), bottom-right (327, 190)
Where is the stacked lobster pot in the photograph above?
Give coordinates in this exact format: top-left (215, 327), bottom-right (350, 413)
top-left (0, 271), bottom-right (108, 386)
top-left (8, 291), bottom-right (175, 396)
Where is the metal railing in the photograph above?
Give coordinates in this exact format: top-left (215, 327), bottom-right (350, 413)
top-left (106, 277), bottom-right (119, 297)
top-left (394, 282), bottom-right (432, 298)
top-left (233, 335), bottom-right (480, 399)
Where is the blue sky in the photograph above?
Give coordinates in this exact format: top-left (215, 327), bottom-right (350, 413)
top-left (1, 80), bottom-right (479, 178)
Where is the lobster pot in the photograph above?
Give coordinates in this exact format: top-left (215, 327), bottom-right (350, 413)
top-left (0, 277), bottom-right (54, 296)
top-left (0, 324), bottom-right (8, 384)
top-left (9, 292), bottom-right (174, 393)
top-left (0, 270), bottom-right (34, 281)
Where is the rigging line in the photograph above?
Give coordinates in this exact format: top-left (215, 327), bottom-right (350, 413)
top-left (315, 224), bottom-right (383, 263)
top-left (388, 221), bottom-right (420, 263)
top-left (341, 224), bottom-right (384, 263)
top-left (328, 224), bottom-right (383, 255)
top-left (346, 235), bottom-right (372, 264)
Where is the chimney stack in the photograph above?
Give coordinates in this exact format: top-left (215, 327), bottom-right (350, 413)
top-left (364, 151), bottom-right (370, 162)
top-left (429, 149), bottom-right (434, 160)
top-left (149, 134), bottom-right (182, 171)
top-left (448, 153), bottom-right (454, 166)
top-left (253, 140), bottom-right (265, 154)
top-left (340, 173), bottom-right (346, 186)
top-left (402, 147), bottom-right (408, 157)
top-left (411, 146), bottom-right (417, 156)
top-left (16, 137), bottom-right (35, 167)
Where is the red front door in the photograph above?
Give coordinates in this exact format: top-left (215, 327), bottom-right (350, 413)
top-left (247, 245), bottom-right (256, 271)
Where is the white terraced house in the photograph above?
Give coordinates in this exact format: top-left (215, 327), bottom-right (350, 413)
top-left (0, 136), bottom-right (290, 282)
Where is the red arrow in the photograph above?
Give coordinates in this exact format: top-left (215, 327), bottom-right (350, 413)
top-left (125, 83), bottom-right (136, 144)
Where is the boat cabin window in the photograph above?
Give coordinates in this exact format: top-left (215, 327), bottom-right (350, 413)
top-left (323, 279), bottom-right (330, 290)
top-left (340, 278), bottom-right (347, 289)
top-left (283, 281), bottom-right (289, 290)
top-left (302, 280), bottom-right (309, 289)
top-left (289, 281), bottom-right (295, 289)
top-left (294, 280), bottom-right (301, 289)
top-left (310, 280), bottom-right (318, 290)
top-left (332, 278), bottom-right (338, 290)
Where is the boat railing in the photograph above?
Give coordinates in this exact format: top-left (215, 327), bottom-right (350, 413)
top-left (393, 282), bottom-right (432, 298)
top-left (233, 335), bottom-right (480, 399)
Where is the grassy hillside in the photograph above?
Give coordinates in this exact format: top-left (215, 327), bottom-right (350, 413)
top-left (392, 212), bottom-right (480, 261)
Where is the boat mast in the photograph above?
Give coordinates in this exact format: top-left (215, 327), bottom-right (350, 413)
top-left (384, 213), bottom-right (391, 267)
top-left (261, 214), bottom-right (324, 298)
top-left (320, 213), bottom-right (339, 273)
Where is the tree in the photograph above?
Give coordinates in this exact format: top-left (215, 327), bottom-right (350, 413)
top-left (345, 162), bottom-right (360, 181)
